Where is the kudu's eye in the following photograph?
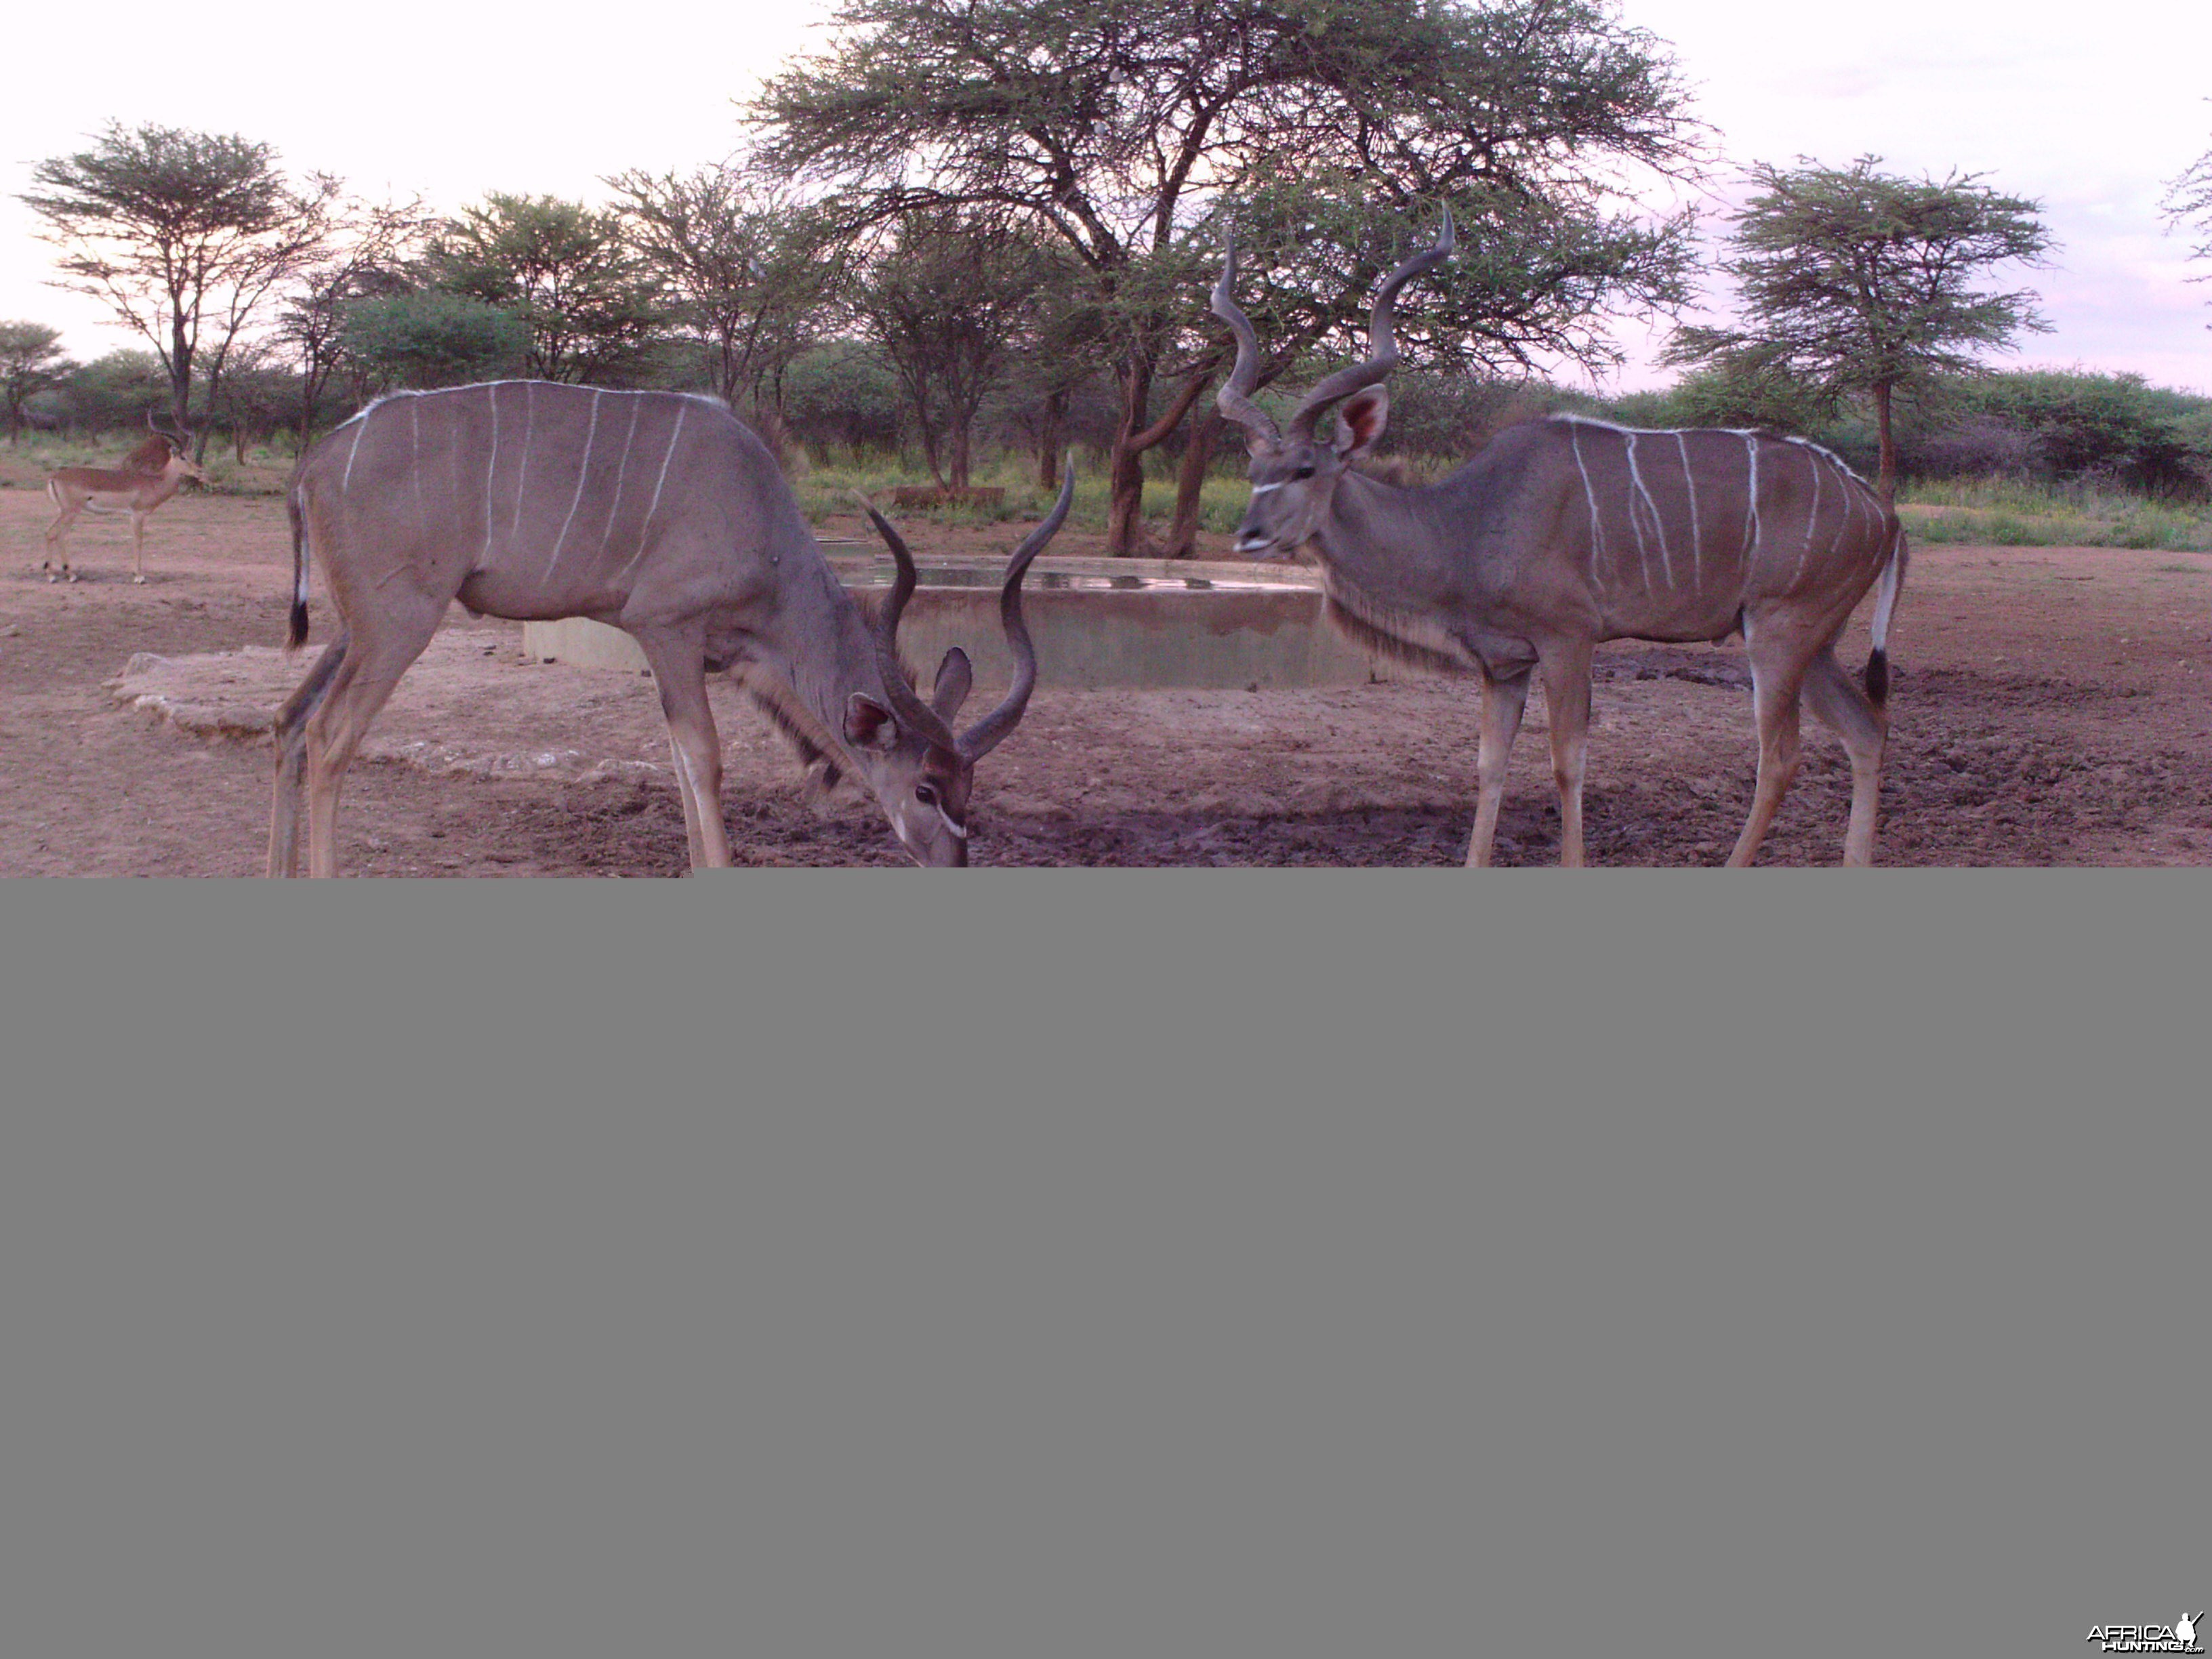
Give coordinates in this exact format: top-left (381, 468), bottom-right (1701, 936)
top-left (1293, 465), bottom-right (1315, 480)
top-left (914, 782), bottom-right (939, 807)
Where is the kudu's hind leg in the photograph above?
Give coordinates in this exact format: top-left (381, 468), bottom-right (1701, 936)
top-left (633, 628), bottom-right (733, 872)
top-left (1537, 640), bottom-right (1596, 867)
top-left (267, 636), bottom-right (349, 877)
top-left (1726, 621), bottom-right (1814, 867)
top-left (1465, 666), bottom-right (1531, 867)
top-left (1800, 644), bottom-right (1889, 867)
top-left (303, 609), bottom-right (442, 878)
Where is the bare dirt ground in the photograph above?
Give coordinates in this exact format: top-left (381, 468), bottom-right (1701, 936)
top-left (3, 471), bottom-right (2207, 874)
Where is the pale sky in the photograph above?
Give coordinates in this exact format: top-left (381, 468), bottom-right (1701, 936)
top-left (5, 0), bottom-right (2210, 394)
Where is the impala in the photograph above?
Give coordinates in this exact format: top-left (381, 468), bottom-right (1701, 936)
top-left (268, 381), bottom-right (1071, 876)
top-left (1210, 209), bottom-right (1908, 867)
top-left (42, 415), bottom-right (206, 583)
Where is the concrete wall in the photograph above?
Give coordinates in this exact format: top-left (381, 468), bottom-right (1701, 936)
top-left (520, 561), bottom-right (1430, 690)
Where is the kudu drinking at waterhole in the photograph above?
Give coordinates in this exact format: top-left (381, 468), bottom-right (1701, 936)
top-left (42, 414), bottom-right (206, 583)
top-left (268, 382), bottom-right (1072, 875)
top-left (1211, 209), bottom-right (1909, 867)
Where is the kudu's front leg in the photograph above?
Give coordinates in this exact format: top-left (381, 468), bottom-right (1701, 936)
top-left (633, 628), bottom-right (733, 871)
top-left (1538, 640), bottom-right (1595, 867)
top-left (1466, 665), bottom-right (1531, 867)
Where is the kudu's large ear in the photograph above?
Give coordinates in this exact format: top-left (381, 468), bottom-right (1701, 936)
top-left (1334, 386), bottom-right (1389, 459)
top-left (931, 648), bottom-right (974, 724)
top-left (844, 692), bottom-right (899, 752)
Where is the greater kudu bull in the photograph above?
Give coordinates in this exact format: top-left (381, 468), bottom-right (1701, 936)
top-left (1210, 210), bottom-right (1908, 867)
top-left (42, 414), bottom-right (206, 584)
top-left (268, 382), bottom-right (1071, 875)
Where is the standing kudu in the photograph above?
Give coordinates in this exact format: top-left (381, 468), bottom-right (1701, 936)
top-left (268, 382), bottom-right (1072, 876)
top-left (1210, 209), bottom-right (1909, 867)
top-left (41, 412), bottom-right (207, 583)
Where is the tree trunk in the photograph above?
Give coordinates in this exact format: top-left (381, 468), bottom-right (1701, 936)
top-left (1164, 406), bottom-right (1226, 559)
top-left (1036, 387), bottom-right (1067, 491)
top-left (168, 310), bottom-right (194, 445)
top-left (1873, 381), bottom-right (1897, 508)
top-left (1103, 356), bottom-right (1216, 556)
top-left (1104, 357), bottom-right (1156, 554)
top-left (947, 418), bottom-right (970, 491)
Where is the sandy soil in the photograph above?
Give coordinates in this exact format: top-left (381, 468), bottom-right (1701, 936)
top-left (2, 470), bottom-right (2207, 874)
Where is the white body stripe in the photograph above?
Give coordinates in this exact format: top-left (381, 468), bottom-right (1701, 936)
top-left (621, 401), bottom-right (689, 582)
top-left (1742, 434), bottom-right (1761, 571)
top-left (482, 384), bottom-right (501, 569)
top-left (410, 398), bottom-right (426, 525)
top-left (546, 389), bottom-right (603, 580)
top-left (1568, 423), bottom-right (1607, 596)
top-left (340, 417), bottom-right (367, 492)
top-left (510, 382), bottom-right (535, 547)
top-left (1676, 432), bottom-right (1702, 586)
top-left (1619, 432), bottom-right (1650, 588)
top-left (1796, 445), bottom-right (1821, 586)
top-left (1624, 429), bottom-right (1673, 588)
top-left (600, 397), bottom-right (642, 557)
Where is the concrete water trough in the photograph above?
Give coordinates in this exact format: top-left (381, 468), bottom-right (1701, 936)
top-left (520, 554), bottom-right (1421, 689)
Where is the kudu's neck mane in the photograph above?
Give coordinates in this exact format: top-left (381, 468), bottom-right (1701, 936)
top-left (1304, 467), bottom-right (1481, 676)
top-left (745, 546), bottom-right (903, 769)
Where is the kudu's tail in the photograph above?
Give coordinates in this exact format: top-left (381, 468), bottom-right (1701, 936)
top-left (285, 487), bottom-right (310, 652)
top-left (1865, 522), bottom-right (1909, 709)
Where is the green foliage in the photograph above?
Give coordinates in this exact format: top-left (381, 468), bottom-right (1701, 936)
top-left (780, 341), bottom-right (905, 462)
top-left (0, 321), bottom-right (77, 442)
top-left (1910, 371), bottom-right (2212, 496)
top-left (55, 350), bottom-right (169, 432)
top-left (427, 193), bottom-right (665, 384)
top-left (1898, 475), bottom-right (2212, 551)
top-left (607, 169), bottom-right (840, 417)
top-left (337, 292), bottom-right (528, 390)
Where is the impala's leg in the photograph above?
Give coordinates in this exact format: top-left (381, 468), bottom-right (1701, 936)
top-left (1801, 644), bottom-right (1889, 867)
top-left (304, 605), bottom-right (442, 878)
top-left (267, 636), bottom-right (349, 878)
top-left (1465, 665), bottom-right (1531, 867)
top-left (632, 628), bottom-right (733, 872)
top-left (1537, 639), bottom-right (1596, 867)
top-left (1726, 619), bottom-right (1814, 868)
top-left (42, 499), bottom-right (75, 582)
top-left (130, 512), bottom-right (148, 583)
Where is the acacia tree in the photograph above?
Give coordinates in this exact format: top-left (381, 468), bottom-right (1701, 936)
top-left (1662, 155), bottom-right (2054, 504)
top-left (0, 323), bottom-right (77, 444)
top-left (852, 212), bottom-right (1057, 487)
top-left (752, 0), bottom-right (1701, 554)
top-left (427, 194), bottom-right (666, 384)
top-left (2161, 129), bottom-right (2212, 311)
top-left (21, 123), bottom-right (339, 460)
top-left (607, 168), bottom-right (842, 447)
top-left (274, 196), bottom-right (431, 447)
